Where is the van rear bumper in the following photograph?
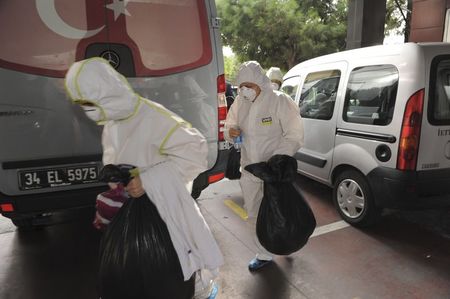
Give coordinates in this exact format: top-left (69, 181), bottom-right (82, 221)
top-left (367, 167), bottom-right (450, 209)
top-left (1, 148), bottom-right (229, 218)
top-left (192, 147), bottom-right (229, 198)
top-left (0, 185), bottom-right (108, 220)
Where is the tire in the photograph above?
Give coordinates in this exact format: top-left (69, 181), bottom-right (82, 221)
top-left (333, 170), bottom-right (380, 228)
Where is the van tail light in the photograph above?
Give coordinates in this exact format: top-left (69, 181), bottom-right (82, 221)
top-left (217, 74), bottom-right (227, 141)
top-left (208, 172), bottom-right (225, 184)
top-left (209, 74), bottom-right (227, 185)
top-left (0, 203), bottom-right (14, 212)
top-left (397, 89), bottom-right (424, 171)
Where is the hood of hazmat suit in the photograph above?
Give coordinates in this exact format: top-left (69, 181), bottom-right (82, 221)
top-left (235, 61), bottom-right (273, 91)
top-left (65, 58), bottom-right (140, 123)
top-left (65, 58), bottom-right (223, 281)
top-left (225, 61), bottom-right (304, 217)
top-left (266, 67), bottom-right (283, 90)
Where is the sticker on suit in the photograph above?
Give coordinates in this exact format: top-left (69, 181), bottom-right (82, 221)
top-left (261, 117), bottom-right (272, 125)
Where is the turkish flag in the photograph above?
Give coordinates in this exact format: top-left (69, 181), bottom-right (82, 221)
top-left (0, 0), bottom-right (211, 77)
top-left (0, 0), bottom-right (106, 77)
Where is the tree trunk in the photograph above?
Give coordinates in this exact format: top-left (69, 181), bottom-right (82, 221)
top-left (287, 50), bottom-right (297, 70)
top-left (404, 0), bottom-right (412, 42)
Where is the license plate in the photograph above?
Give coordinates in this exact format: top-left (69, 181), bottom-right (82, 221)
top-left (18, 165), bottom-right (99, 190)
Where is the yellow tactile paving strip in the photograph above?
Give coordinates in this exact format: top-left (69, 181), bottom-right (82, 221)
top-left (224, 199), bottom-right (248, 220)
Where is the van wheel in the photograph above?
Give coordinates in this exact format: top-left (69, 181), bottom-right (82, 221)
top-left (333, 170), bottom-right (380, 227)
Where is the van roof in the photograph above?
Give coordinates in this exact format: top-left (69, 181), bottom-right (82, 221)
top-left (284, 42), bottom-right (450, 79)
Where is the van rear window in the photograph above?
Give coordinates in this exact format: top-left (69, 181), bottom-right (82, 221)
top-left (428, 55), bottom-right (450, 125)
top-left (126, 0), bottom-right (210, 73)
top-left (0, 0), bottom-right (211, 77)
top-left (343, 65), bottom-right (398, 126)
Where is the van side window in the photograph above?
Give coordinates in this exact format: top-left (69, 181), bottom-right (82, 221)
top-left (299, 70), bottom-right (341, 120)
top-left (429, 56), bottom-right (450, 125)
top-left (343, 65), bottom-right (398, 126)
top-left (281, 76), bottom-right (300, 100)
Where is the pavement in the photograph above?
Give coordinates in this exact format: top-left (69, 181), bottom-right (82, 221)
top-left (197, 177), bottom-right (450, 299)
top-left (0, 176), bottom-right (449, 299)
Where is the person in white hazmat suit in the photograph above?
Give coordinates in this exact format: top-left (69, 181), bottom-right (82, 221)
top-left (224, 61), bottom-right (304, 271)
top-left (266, 66), bottom-right (283, 91)
top-left (64, 58), bottom-right (223, 299)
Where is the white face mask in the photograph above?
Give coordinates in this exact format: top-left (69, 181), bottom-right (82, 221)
top-left (239, 86), bottom-right (257, 101)
top-left (271, 82), bottom-right (280, 90)
top-left (83, 106), bottom-right (105, 123)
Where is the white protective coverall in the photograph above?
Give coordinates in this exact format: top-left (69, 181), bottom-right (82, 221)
top-left (65, 58), bottom-right (223, 287)
top-left (224, 61), bottom-right (304, 258)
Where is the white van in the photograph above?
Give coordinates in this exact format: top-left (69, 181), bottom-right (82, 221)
top-left (0, 0), bottom-right (228, 228)
top-left (282, 43), bottom-right (450, 227)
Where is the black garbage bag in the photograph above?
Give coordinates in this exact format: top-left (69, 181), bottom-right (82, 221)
top-left (98, 164), bottom-right (195, 299)
top-left (225, 147), bottom-right (241, 180)
top-left (244, 155), bottom-right (316, 255)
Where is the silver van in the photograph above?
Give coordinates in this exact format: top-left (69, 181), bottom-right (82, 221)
top-left (282, 43), bottom-right (450, 227)
top-left (0, 0), bottom-right (228, 228)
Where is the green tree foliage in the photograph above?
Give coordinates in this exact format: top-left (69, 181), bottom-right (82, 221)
top-left (385, 0), bottom-right (406, 33)
top-left (217, 0), bottom-right (347, 71)
top-left (224, 54), bottom-right (240, 82)
top-left (385, 0), bottom-right (412, 41)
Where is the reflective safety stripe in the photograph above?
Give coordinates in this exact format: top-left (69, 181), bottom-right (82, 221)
top-left (129, 168), bottom-right (140, 177)
top-left (140, 98), bottom-right (192, 155)
top-left (74, 59), bottom-right (89, 99)
top-left (118, 96), bottom-right (142, 122)
top-left (141, 98), bottom-right (192, 128)
top-left (159, 122), bottom-right (182, 155)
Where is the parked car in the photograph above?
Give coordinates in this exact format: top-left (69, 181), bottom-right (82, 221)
top-left (282, 42), bottom-right (450, 227)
